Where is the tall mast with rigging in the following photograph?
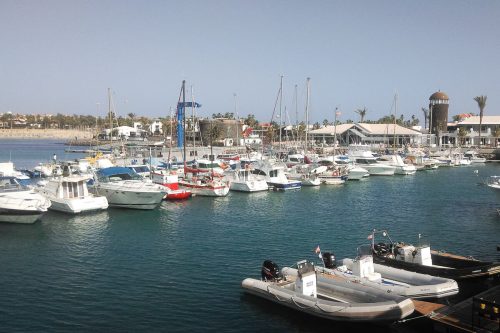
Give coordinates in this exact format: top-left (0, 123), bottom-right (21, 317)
top-left (279, 75), bottom-right (283, 151)
top-left (305, 77), bottom-right (310, 153)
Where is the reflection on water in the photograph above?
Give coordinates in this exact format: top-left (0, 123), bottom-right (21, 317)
top-left (0, 157), bottom-right (500, 332)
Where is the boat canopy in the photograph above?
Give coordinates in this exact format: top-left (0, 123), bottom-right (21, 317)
top-left (97, 167), bottom-right (143, 181)
top-left (97, 167), bottom-right (136, 177)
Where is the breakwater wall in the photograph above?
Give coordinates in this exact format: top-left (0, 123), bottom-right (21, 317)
top-left (0, 129), bottom-right (93, 140)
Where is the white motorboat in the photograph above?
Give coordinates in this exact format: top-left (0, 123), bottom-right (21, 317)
top-left (318, 166), bottom-right (347, 185)
top-left (316, 250), bottom-right (458, 299)
top-left (224, 169), bottom-right (269, 192)
top-left (464, 150), bottom-right (487, 163)
top-left (242, 260), bottom-right (414, 323)
top-left (0, 176), bottom-right (51, 224)
top-left (0, 162), bottom-right (30, 181)
top-left (36, 173), bottom-right (108, 214)
top-left (90, 167), bottom-right (166, 209)
top-left (346, 164), bottom-right (370, 180)
top-left (287, 165), bottom-right (324, 186)
top-left (378, 155), bottom-right (416, 175)
top-left (486, 176), bottom-right (500, 190)
top-left (179, 173), bottom-right (230, 197)
top-left (348, 145), bottom-right (396, 176)
top-left (251, 160), bottom-right (301, 190)
top-left (125, 164), bottom-right (153, 179)
top-left (352, 157), bottom-right (396, 176)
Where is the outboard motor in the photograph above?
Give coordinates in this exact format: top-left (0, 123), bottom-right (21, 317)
top-left (261, 260), bottom-right (282, 282)
top-left (322, 252), bottom-right (336, 269)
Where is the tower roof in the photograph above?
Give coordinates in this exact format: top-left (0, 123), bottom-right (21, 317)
top-left (429, 91), bottom-right (449, 100)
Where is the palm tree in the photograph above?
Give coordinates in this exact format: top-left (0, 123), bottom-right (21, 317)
top-left (473, 95), bottom-right (487, 147)
top-left (457, 127), bottom-right (468, 146)
top-left (421, 107), bottom-right (429, 130)
top-left (355, 107), bottom-right (367, 122)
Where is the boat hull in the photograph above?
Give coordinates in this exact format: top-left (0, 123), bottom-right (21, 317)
top-left (179, 182), bottom-right (230, 197)
top-left (229, 180), bottom-right (269, 192)
top-left (242, 277), bottom-right (414, 322)
top-left (337, 259), bottom-right (459, 299)
top-left (373, 251), bottom-right (500, 283)
top-left (363, 165), bottom-right (395, 176)
top-left (267, 181), bottom-right (301, 191)
top-left (0, 208), bottom-right (46, 224)
top-left (93, 187), bottom-right (165, 209)
top-left (48, 197), bottom-right (109, 214)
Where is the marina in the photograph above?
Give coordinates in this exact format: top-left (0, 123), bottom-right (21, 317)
top-left (0, 139), bottom-right (499, 332)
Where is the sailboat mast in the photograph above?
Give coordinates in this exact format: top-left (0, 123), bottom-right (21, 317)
top-left (333, 107), bottom-right (338, 155)
top-left (108, 88), bottom-right (111, 144)
top-left (168, 107), bottom-right (173, 164)
top-left (294, 84), bottom-right (298, 143)
top-left (305, 77), bottom-right (310, 152)
top-left (279, 75), bottom-right (283, 151)
top-left (182, 80), bottom-right (187, 168)
top-left (191, 85), bottom-right (196, 155)
top-left (234, 93), bottom-right (239, 150)
top-left (393, 93), bottom-right (397, 151)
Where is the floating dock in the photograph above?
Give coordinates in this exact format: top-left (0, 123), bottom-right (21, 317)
top-left (413, 285), bottom-right (499, 332)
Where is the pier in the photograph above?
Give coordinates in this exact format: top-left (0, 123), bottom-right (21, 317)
top-left (414, 286), bottom-right (499, 332)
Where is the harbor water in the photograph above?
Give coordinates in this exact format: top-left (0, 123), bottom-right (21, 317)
top-left (1, 139), bottom-right (499, 332)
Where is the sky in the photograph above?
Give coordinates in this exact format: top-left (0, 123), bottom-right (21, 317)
top-left (1, 0), bottom-right (499, 125)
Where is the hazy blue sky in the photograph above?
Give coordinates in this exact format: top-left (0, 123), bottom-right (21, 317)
top-left (1, 0), bottom-right (499, 124)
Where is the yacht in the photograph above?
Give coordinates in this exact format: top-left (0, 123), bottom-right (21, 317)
top-left (0, 176), bottom-right (51, 224)
top-left (90, 167), bottom-right (166, 209)
top-left (251, 160), bottom-right (301, 190)
top-left (37, 171), bottom-right (108, 214)
top-left (464, 150), bottom-right (487, 163)
top-left (348, 145), bottom-right (396, 176)
top-left (224, 168), bottom-right (269, 192)
top-left (378, 155), bottom-right (416, 175)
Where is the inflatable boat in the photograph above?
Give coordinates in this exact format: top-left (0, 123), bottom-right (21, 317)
top-left (368, 230), bottom-right (500, 281)
top-left (242, 260), bottom-right (414, 323)
top-left (316, 251), bottom-right (458, 299)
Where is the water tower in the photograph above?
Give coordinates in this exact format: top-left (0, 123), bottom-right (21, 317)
top-left (429, 91), bottom-right (449, 134)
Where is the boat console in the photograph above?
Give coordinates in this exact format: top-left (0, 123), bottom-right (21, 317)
top-left (296, 260), bottom-right (317, 297)
top-left (351, 255), bottom-right (382, 282)
top-left (394, 243), bottom-right (432, 266)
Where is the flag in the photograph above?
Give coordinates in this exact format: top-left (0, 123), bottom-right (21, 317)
top-left (315, 245), bottom-right (321, 254)
top-left (367, 234), bottom-right (373, 240)
top-left (335, 111), bottom-right (341, 117)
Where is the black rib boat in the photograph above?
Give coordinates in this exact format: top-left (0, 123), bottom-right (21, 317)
top-left (368, 230), bottom-right (500, 282)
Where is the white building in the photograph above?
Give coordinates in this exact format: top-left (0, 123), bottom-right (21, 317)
top-left (149, 119), bottom-right (163, 135)
top-left (309, 123), bottom-right (423, 147)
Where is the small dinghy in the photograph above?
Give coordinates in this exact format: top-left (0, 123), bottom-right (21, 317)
top-left (369, 229), bottom-right (500, 282)
top-left (242, 260), bottom-right (414, 323)
top-left (316, 248), bottom-right (459, 299)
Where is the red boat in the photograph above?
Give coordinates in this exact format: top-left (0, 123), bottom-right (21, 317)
top-left (151, 170), bottom-right (192, 200)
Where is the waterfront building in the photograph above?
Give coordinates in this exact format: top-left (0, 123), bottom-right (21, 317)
top-left (309, 123), bottom-right (422, 147)
top-left (445, 115), bottom-right (500, 147)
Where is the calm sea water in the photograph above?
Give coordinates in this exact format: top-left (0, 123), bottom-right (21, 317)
top-left (1, 139), bottom-right (499, 332)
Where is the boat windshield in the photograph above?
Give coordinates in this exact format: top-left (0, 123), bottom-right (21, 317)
top-left (357, 244), bottom-right (373, 258)
top-left (100, 172), bottom-right (143, 182)
top-left (0, 177), bottom-right (22, 191)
